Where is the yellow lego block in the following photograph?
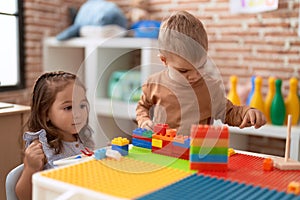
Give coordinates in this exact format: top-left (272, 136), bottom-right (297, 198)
top-left (287, 181), bottom-right (300, 195)
top-left (111, 137), bottom-right (129, 146)
top-left (152, 138), bottom-right (163, 148)
top-left (41, 158), bottom-right (192, 199)
top-left (228, 148), bottom-right (236, 157)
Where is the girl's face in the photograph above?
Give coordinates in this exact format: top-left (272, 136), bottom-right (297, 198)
top-left (47, 82), bottom-right (88, 142)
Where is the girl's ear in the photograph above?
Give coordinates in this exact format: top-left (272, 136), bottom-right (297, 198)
top-left (159, 54), bottom-right (167, 66)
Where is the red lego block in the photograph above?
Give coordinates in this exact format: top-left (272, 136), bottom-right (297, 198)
top-left (172, 145), bottom-right (189, 156)
top-left (190, 125), bottom-right (228, 139)
top-left (190, 162), bottom-right (228, 171)
top-left (132, 134), bottom-right (152, 142)
top-left (172, 151), bottom-right (189, 160)
top-left (153, 123), bottom-right (169, 136)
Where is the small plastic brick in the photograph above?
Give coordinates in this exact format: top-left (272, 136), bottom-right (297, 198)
top-left (112, 144), bottom-right (129, 156)
top-left (287, 181), bottom-right (300, 195)
top-left (142, 130), bottom-right (153, 138)
top-left (152, 138), bottom-right (163, 148)
top-left (153, 123), bottom-right (169, 136)
top-left (133, 127), bottom-right (148, 136)
top-left (166, 129), bottom-right (177, 138)
top-left (263, 158), bottom-right (274, 171)
top-left (228, 148), bottom-right (235, 157)
top-left (111, 137), bottom-right (130, 146)
top-left (106, 149), bottom-right (122, 161)
top-left (94, 148), bottom-right (107, 160)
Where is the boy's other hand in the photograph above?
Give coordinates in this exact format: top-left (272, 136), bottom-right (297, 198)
top-left (239, 108), bottom-right (267, 129)
top-left (141, 120), bottom-right (154, 130)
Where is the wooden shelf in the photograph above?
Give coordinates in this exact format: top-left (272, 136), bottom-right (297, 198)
top-left (94, 98), bottom-right (136, 119)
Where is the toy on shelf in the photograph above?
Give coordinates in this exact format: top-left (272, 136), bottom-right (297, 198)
top-left (56, 0), bottom-right (127, 41)
top-left (285, 77), bottom-right (299, 125)
top-left (227, 75), bottom-right (241, 106)
top-left (189, 125), bottom-right (229, 171)
top-left (246, 75), bottom-right (256, 105)
top-left (265, 76), bottom-right (276, 123)
top-left (126, 0), bottom-right (149, 26)
top-left (249, 76), bottom-right (265, 115)
top-left (273, 115), bottom-right (300, 170)
top-left (270, 79), bottom-right (286, 125)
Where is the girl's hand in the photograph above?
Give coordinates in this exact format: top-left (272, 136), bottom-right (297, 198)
top-left (239, 109), bottom-right (267, 129)
top-left (23, 140), bottom-right (45, 172)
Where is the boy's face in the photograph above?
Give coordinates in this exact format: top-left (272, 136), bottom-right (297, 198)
top-left (47, 82), bottom-right (88, 141)
top-left (160, 53), bottom-right (206, 85)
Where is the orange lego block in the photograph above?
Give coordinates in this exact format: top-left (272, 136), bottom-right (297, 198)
top-left (287, 181), bottom-right (300, 195)
top-left (166, 128), bottom-right (177, 138)
top-left (152, 132), bottom-right (175, 141)
top-left (190, 138), bottom-right (228, 147)
top-left (263, 158), bottom-right (274, 171)
top-left (190, 125), bottom-right (228, 139)
top-left (190, 162), bottom-right (228, 171)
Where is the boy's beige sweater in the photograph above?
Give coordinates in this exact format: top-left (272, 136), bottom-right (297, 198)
top-left (136, 69), bottom-right (250, 135)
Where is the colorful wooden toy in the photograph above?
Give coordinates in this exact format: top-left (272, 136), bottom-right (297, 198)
top-left (227, 75), bottom-right (241, 105)
top-left (265, 77), bottom-right (275, 123)
top-left (270, 79), bottom-right (286, 125)
top-left (246, 75), bottom-right (256, 105)
top-left (249, 76), bottom-right (265, 114)
top-left (285, 77), bottom-right (299, 125)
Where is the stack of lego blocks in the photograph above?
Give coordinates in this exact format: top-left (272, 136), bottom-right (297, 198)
top-left (151, 124), bottom-right (190, 160)
top-left (189, 125), bottom-right (229, 171)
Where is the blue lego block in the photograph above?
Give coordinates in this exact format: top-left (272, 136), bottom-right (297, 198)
top-left (133, 128), bottom-right (148, 136)
top-left (111, 144), bottom-right (128, 156)
top-left (94, 148), bottom-right (106, 160)
top-left (189, 154), bottom-right (228, 163)
top-left (132, 138), bottom-right (152, 149)
top-left (173, 138), bottom-right (190, 148)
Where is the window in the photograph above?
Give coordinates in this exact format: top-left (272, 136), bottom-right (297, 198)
top-left (0, 0), bottom-right (24, 91)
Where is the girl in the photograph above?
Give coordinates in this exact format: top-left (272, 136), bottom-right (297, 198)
top-left (16, 71), bottom-right (94, 200)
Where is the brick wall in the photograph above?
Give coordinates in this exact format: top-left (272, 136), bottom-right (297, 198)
top-left (0, 0), bottom-right (299, 105)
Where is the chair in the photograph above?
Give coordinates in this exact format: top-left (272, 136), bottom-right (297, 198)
top-left (5, 164), bottom-right (24, 200)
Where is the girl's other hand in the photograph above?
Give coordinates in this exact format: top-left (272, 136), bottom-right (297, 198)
top-left (23, 140), bottom-right (45, 172)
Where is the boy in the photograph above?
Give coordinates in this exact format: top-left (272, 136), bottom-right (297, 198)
top-left (136, 11), bottom-right (266, 134)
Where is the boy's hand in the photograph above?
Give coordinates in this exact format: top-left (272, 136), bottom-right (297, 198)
top-left (23, 140), bottom-right (45, 172)
top-left (239, 109), bottom-right (267, 129)
top-left (141, 120), bottom-right (154, 130)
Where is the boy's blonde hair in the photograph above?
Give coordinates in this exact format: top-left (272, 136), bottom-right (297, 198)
top-left (158, 10), bottom-right (208, 65)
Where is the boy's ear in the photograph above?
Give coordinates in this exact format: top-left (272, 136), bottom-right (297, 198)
top-left (159, 54), bottom-right (167, 66)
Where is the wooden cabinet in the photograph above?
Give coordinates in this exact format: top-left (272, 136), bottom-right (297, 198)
top-left (0, 103), bottom-right (30, 200)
